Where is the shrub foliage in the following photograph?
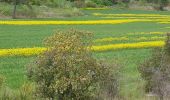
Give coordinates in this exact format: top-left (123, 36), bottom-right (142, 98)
top-left (27, 29), bottom-right (119, 100)
top-left (139, 33), bottom-right (170, 99)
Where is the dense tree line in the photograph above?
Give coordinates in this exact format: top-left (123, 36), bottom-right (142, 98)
top-left (0, 0), bottom-right (169, 18)
top-left (0, 0), bottom-right (169, 6)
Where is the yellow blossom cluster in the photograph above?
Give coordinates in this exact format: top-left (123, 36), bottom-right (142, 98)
top-left (91, 41), bottom-right (165, 52)
top-left (0, 20), bottom-right (142, 25)
top-left (0, 47), bottom-right (46, 57)
top-left (0, 41), bottom-right (165, 56)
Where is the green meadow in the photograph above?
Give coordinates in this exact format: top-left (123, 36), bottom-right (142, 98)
top-left (0, 9), bottom-right (170, 99)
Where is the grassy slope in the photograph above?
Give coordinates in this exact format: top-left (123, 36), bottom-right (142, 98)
top-left (0, 9), bottom-right (170, 99)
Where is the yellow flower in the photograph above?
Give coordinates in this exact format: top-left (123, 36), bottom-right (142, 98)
top-left (0, 41), bottom-right (165, 57)
top-left (0, 19), bottom-right (146, 25)
top-left (93, 13), bottom-right (169, 17)
top-left (102, 16), bottom-right (170, 19)
top-left (94, 36), bottom-right (165, 43)
top-left (94, 37), bottom-right (129, 42)
top-left (91, 41), bottom-right (165, 52)
top-left (0, 47), bottom-right (46, 57)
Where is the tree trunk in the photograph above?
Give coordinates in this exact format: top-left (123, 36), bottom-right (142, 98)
top-left (12, 0), bottom-right (17, 19)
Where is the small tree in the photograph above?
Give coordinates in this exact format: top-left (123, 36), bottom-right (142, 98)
top-left (12, 0), bottom-right (35, 19)
top-left (27, 29), bottom-right (119, 100)
top-left (12, 0), bottom-right (18, 19)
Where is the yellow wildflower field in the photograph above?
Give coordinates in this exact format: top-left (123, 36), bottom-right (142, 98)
top-left (93, 13), bottom-right (170, 17)
top-left (94, 36), bottom-right (165, 43)
top-left (0, 41), bottom-right (165, 56)
top-left (91, 41), bottom-right (165, 52)
top-left (0, 47), bottom-right (46, 56)
top-left (92, 13), bottom-right (170, 24)
top-left (94, 37), bottom-right (129, 42)
top-left (0, 19), bottom-right (143, 25)
top-left (0, 12), bottom-right (169, 57)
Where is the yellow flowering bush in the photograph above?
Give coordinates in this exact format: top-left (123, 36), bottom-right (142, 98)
top-left (27, 29), bottom-right (119, 99)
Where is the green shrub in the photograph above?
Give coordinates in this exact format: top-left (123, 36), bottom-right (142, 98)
top-left (139, 33), bottom-right (170, 99)
top-left (62, 8), bottom-right (83, 17)
top-left (45, 0), bottom-right (73, 8)
top-left (16, 5), bottom-right (37, 18)
top-left (85, 0), bottom-right (97, 7)
top-left (73, 0), bottom-right (85, 8)
top-left (91, 0), bottom-right (113, 6)
top-left (27, 29), bottom-right (119, 99)
top-left (138, 48), bottom-right (162, 92)
top-left (0, 2), bottom-right (37, 18)
top-left (0, 2), bottom-right (12, 16)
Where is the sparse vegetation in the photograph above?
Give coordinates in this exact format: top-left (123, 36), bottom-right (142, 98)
top-left (139, 33), bottom-right (170, 99)
top-left (0, 75), bottom-right (35, 100)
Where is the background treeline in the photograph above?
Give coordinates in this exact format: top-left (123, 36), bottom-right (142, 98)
top-left (0, 0), bottom-right (170, 7)
top-left (0, 0), bottom-right (170, 19)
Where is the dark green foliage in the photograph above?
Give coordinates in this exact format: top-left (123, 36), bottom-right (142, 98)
top-left (27, 29), bottom-right (119, 99)
top-left (91, 0), bottom-right (113, 6)
top-left (85, 0), bottom-right (97, 7)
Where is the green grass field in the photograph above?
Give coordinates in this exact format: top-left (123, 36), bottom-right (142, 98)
top-left (0, 9), bottom-right (170, 99)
